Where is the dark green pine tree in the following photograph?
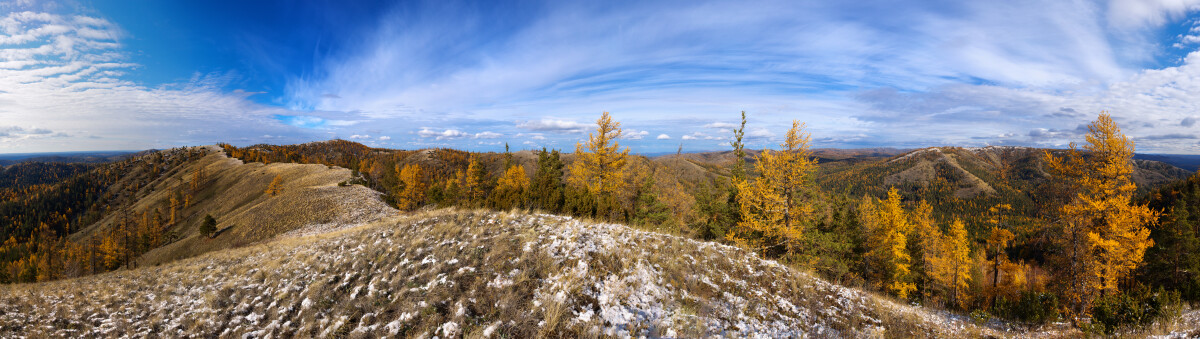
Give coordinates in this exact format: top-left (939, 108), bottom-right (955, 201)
top-left (632, 176), bottom-right (671, 228)
top-left (1144, 200), bottom-right (1200, 300)
top-left (200, 214), bottom-right (217, 239)
top-left (531, 148), bottom-right (565, 213)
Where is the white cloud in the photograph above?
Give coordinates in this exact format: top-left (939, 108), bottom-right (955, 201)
top-left (656, 134), bottom-right (670, 140)
top-left (0, 125), bottom-right (67, 142)
top-left (348, 134), bottom-right (370, 139)
top-left (473, 131), bottom-right (502, 139)
top-left (1107, 0), bottom-right (1200, 29)
top-left (516, 119), bottom-right (589, 133)
top-left (0, 11), bottom-right (331, 152)
top-left (704, 122), bottom-right (738, 132)
top-left (622, 129), bottom-right (650, 140)
top-left (417, 128), bottom-right (468, 140)
top-left (378, 136), bottom-right (391, 141)
top-left (681, 135), bottom-right (696, 140)
top-left (746, 128), bottom-right (775, 139)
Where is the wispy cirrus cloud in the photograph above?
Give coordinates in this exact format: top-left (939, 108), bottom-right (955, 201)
top-left (11, 1), bottom-right (1200, 153)
top-left (0, 8), bottom-right (323, 152)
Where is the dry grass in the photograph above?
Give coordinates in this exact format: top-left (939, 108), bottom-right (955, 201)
top-left (0, 207), bottom-right (1084, 338)
top-left (70, 145), bottom-right (396, 267)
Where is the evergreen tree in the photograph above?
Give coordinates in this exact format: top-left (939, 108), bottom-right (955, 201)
top-left (531, 148), bottom-right (565, 212)
top-left (727, 111), bottom-right (747, 226)
top-left (1144, 200), bottom-right (1200, 299)
top-left (632, 176), bottom-right (671, 228)
top-left (200, 214), bottom-right (217, 238)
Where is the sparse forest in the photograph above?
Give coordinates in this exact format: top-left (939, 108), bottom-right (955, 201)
top-left (1, 111), bottom-right (1196, 334)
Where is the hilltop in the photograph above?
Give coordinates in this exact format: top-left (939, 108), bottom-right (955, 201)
top-left (0, 208), bottom-right (1093, 337)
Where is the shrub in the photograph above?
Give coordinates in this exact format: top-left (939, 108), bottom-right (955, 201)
top-left (969, 309), bottom-right (991, 325)
top-left (200, 215), bottom-right (217, 238)
top-left (1090, 285), bottom-right (1182, 334)
top-left (994, 291), bottom-right (1059, 324)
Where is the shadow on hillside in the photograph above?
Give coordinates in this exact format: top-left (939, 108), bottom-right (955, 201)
top-left (212, 224), bottom-right (234, 238)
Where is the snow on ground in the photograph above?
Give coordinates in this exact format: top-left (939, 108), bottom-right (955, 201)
top-left (2, 208), bottom-right (1180, 338)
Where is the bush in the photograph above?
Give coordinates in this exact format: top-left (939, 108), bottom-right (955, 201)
top-left (969, 309), bottom-right (991, 325)
top-left (995, 291), bottom-right (1060, 324)
top-left (200, 214), bottom-right (217, 238)
top-left (1090, 285), bottom-right (1182, 334)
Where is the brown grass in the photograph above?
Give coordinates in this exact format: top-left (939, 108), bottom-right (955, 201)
top-left (0, 207), bottom-right (1071, 338)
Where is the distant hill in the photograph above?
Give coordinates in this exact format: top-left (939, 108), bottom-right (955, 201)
top-left (0, 150), bottom-right (140, 166)
top-left (1133, 153), bottom-right (1200, 172)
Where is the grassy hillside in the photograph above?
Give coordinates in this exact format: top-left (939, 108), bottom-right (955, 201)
top-left (0, 145), bottom-right (395, 283)
top-left (73, 146), bottom-right (397, 266)
top-left (0, 208), bottom-right (1074, 338)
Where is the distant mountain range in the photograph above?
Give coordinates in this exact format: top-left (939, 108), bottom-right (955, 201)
top-left (1133, 153), bottom-right (1200, 172)
top-left (0, 150), bottom-right (142, 166)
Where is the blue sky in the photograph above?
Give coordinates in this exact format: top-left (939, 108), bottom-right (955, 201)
top-left (5, 1), bottom-right (1200, 154)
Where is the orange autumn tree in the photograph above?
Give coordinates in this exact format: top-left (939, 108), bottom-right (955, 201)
top-left (492, 165), bottom-right (530, 210)
top-left (265, 175), bottom-right (284, 197)
top-left (860, 187), bottom-right (916, 299)
top-left (1043, 112), bottom-right (1158, 314)
top-left (396, 163), bottom-right (427, 211)
top-left (729, 121), bottom-right (817, 256)
top-left (934, 219), bottom-right (973, 308)
top-left (568, 112), bottom-right (630, 218)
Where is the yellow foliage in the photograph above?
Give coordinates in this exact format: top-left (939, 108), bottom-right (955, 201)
top-left (1043, 112), bottom-right (1159, 313)
top-left (265, 175), bottom-right (284, 197)
top-left (861, 187), bottom-right (915, 299)
top-left (459, 155), bottom-right (486, 207)
top-left (396, 163), bottom-right (427, 211)
top-left (568, 111), bottom-right (630, 197)
top-left (496, 165), bottom-right (530, 193)
top-left (728, 121), bottom-right (817, 255)
top-left (935, 219), bottom-right (973, 308)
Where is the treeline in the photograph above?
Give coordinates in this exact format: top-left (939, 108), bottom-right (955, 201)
top-left (0, 162), bottom-right (95, 190)
top-left (220, 123), bottom-right (695, 233)
top-left (214, 112), bottom-right (1186, 332)
top-left (723, 113), bottom-right (1176, 332)
top-left (0, 147), bottom-right (207, 283)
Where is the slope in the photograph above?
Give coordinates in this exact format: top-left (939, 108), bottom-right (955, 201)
top-left (71, 145), bottom-right (396, 267)
top-left (0, 208), bottom-right (1018, 338)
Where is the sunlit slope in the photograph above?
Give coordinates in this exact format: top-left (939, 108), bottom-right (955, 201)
top-left (71, 146), bottom-right (395, 266)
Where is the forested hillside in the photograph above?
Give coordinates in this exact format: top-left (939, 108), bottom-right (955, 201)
top-left (0, 147), bottom-right (393, 284)
top-left (2, 111), bottom-right (1197, 335)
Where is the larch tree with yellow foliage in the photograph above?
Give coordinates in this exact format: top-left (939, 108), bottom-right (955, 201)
top-left (265, 175), bottom-right (284, 197)
top-left (458, 155), bottom-right (487, 207)
top-left (729, 121), bottom-right (817, 256)
top-left (568, 112), bottom-right (630, 219)
top-left (935, 219), bottom-right (972, 309)
top-left (1043, 112), bottom-right (1159, 314)
top-left (860, 187), bottom-right (916, 299)
top-left (909, 200), bottom-right (941, 303)
top-left (396, 163), bottom-right (426, 211)
top-left (492, 165), bottom-right (530, 210)
top-left (985, 226), bottom-right (1015, 309)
